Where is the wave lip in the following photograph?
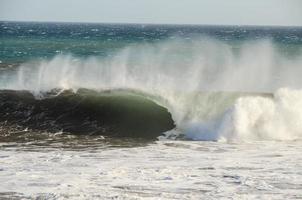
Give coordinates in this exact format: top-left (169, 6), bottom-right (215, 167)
top-left (0, 88), bottom-right (175, 139)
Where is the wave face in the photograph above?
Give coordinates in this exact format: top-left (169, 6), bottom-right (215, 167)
top-left (0, 89), bottom-right (174, 139)
top-left (1, 37), bottom-right (302, 141)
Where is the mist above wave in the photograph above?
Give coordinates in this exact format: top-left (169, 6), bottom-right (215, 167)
top-left (2, 37), bottom-right (301, 92)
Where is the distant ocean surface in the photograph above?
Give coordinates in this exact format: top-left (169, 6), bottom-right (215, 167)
top-left (0, 21), bottom-right (302, 199)
top-left (1, 21), bottom-right (302, 65)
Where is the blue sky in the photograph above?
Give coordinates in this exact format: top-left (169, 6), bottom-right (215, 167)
top-left (0, 0), bottom-right (301, 26)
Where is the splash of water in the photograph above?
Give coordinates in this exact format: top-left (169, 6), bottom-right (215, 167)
top-left (186, 88), bottom-right (302, 141)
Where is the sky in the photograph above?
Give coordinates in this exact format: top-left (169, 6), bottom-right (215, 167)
top-left (0, 0), bottom-right (301, 26)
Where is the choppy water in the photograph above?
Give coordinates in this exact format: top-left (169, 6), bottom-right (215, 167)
top-left (1, 21), bottom-right (302, 199)
top-left (1, 21), bottom-right (302, 65)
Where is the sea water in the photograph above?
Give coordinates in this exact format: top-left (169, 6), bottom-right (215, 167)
top-left (0, 21), bottom-right (302, 199)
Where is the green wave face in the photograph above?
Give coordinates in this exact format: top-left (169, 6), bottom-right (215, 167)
top-left (0, 89), bottom-right (175, 139)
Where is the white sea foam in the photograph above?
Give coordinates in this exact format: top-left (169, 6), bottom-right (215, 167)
top-left (186, 88), bottom-right (302, 142)
top-left (1, 140), bottom-right (302, 199)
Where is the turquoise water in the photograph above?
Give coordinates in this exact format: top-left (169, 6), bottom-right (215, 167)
top-left (1, 21), bottom-right (302, 65)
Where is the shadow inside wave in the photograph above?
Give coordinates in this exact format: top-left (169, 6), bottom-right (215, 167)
top-left (0, 89), bottom-right (175, 140)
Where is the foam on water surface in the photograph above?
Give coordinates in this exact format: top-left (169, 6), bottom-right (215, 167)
top-left (0, 140), bottom-right (301, 199)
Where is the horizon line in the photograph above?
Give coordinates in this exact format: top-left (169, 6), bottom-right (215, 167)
top-left (1, 19), bottom-right (301, 28)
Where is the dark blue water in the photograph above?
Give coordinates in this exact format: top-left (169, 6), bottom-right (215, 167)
top-left (1, 21), bottom-right (302, 65)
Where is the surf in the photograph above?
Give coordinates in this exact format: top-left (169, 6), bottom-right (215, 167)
top-left (1, 37), bottom-right (302, 141)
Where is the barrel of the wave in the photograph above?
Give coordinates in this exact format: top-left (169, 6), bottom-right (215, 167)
top-left (0, 89), bottom-right (175, 139)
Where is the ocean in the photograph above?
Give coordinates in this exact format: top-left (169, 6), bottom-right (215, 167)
top-left (0, 21), bottom-right (302, 199)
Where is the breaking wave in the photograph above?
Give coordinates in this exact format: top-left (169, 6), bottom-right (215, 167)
top-left (0, 88), bottom-right (174, 139)
top-left (1, 37), bottom-right (302, 141)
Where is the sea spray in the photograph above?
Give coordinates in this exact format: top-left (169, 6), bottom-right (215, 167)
top-left (3, 37), bottom-right (302, 93)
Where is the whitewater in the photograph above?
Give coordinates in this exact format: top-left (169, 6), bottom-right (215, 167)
top-left (1, 22), bottom-right (302, 199)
